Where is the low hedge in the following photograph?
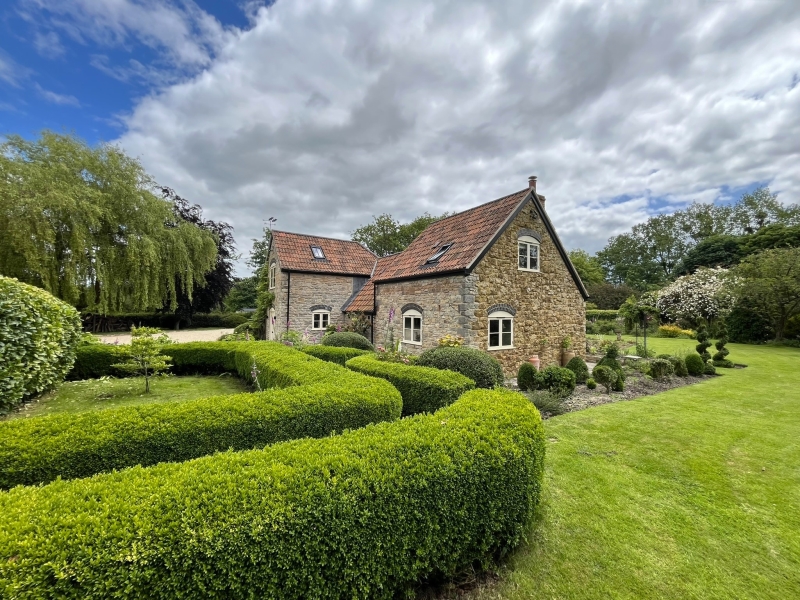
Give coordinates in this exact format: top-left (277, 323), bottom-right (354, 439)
top-left (0, 276), bottom-right (82, 410)
top-left (301, 345), bottom-right (373, 366)
top-left (67, 344), bottom-right (129, 380)
top-left (345, 355), bottom-right (475, 415)
top-left (321, 331), bottom-right (374, 350)
top-left (416, 346), bottom-right (504, 388)
top-left (0, 388), bottom-right (544, 599)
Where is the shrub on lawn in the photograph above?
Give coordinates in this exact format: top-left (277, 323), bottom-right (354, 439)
top-left (658, 324), bottom-right (695, 338)
top-left (596, 354), bottom-right (625, 392)
top-left (528, 390), bottom-right (566, 416)
top-left (685, 353), bottom-right (705, 376)
top-left (517, 362), bottom-right (539, 391)
top-left (416, 346), bottom-right (504, 389)
top-left (704, 362), bottom-right (717, 376)
top-left (586, 378), bottom-right (597, 390)
top-left (301, 345), bottom-right (372, 366)
top-left (665, 355), bottom-right (688, 377)
top-left (345, 355), bottom-right (474, 415)
top-left (592, 365), bottom-right (618, 393)
top-left (564, 356), bottom-right (589, 384)
top-left (0, 276), bottom-right (82, 410)
top-left (0, 388), bottom-right (545, 599)
top-left (713, 322), bottom-right (733, 368)
top-left (535, 366), bottom-right (576, 398)
top-left (321, 331), bottom-right (374, 350)
top-left (649, 358), bottom-right (674, 380)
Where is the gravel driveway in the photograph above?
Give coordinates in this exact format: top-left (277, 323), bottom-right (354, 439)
top-left (96, 328), bottom-right (234, 345)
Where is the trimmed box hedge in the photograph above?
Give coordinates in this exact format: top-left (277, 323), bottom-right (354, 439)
top-left (67, 343), bottom-right (128, 380)
top-left (0, 388), bottom-right (545, 599)
top-left (301, 345), bottom-right (373, 366)
top-left (345, 355), bottom-right (475, 415)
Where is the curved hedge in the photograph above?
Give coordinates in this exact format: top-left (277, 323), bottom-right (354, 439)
top-left (320, 331), bottom-right (374, 350)
top-left (0, 388), bottom-right (544, 599)
top-left (0, 276), bottom-right (82, 410)
top-left (301, 345), bottom-right (373, 366)
top-left (345, 355), bottom-right (475, 415)
top-left (416, 346), bottom-right (504, 388)
top-left (2, 342), bottom-right (401, 488)
top-left (67, 343), bottom-right (128, 380)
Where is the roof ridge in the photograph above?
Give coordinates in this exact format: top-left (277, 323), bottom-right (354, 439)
top-left (273, 229), bottom-right (373, 249)
top-left (423, 188), bottom-right (529, 226)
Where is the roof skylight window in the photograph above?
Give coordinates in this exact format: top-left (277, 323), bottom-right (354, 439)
top-left (426, 243), bottom-right (452, 264)
top-left (311, 245), bottom-right (325, 259)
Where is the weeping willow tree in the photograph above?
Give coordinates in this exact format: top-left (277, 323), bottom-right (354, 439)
top-left (0, 131), bottom-right (217, 313)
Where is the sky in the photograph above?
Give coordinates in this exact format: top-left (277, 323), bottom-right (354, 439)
top-left (1, 0), bottom-right (799, 276)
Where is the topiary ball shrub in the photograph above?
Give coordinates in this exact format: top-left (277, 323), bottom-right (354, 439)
top-left (517, 362), bottom-right (539, 392)
top-left (564, 356), bottom-right (589, 384)
top-left (704, 362), bottom-right (717, 376)
top-left (320, 331), bottom-right (374, 351)
top-left (416, 346), bottom-right (504, 389)
top-left (592, 365), bottom-right (617, 393)
top-left (685, 353), bottom-right (705, 376)
top-left (667, 356), bottom-right (688, 377)
top-left (586, 378), bottom-right (597, 390)
top-left (649, 358), bottom-right (674, 380)
top-left (596, 356), bottom-right (625, 391)
top-left (537, 366), bottom-right (576, 398)
top-left (0, 276), bottom-right (82, 410)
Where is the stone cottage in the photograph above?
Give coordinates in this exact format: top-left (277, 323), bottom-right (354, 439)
top-left (268, 177), bottom-right (588, 373)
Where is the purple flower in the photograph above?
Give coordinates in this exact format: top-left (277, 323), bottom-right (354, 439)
top-left (388, 307), bottom-right (395, 323)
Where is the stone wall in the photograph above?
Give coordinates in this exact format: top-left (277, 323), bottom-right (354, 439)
top-left (472, 199), bottom-right (586, 373)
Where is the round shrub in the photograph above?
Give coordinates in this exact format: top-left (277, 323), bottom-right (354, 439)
top-left (586, 378), bottom-right (597, 390)
top-left (668, 356), bottom-right (688, 377)
top-left (320, 331), bottom-right (374, 351)
top-left (0, 276), bottom-right (82, 410)
top-left (416, 347), bottom-right (503, 389)
top-left (704, 362), bottom-right (717, 376)
top-left (517, 362), bottom-right (538, 391)
top-left (685, 353), bottom-right (705, 376)
top-left (536, 366), bottom-right (576, 398)
top-left (597, 356), bottom-right (625, 391)
top-left (649, 358), bottom-right (674, 380)
top-left (564, 356), bottom-right (589, 384)
top-left (592, 365), bottom-right (618, 393)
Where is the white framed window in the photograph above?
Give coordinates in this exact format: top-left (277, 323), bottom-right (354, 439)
top-left (269, 263), bottom-right (276, 289)
top-left (312, 311), bottom-right (330, 330)
top-left (488, 311), bottom-right (513, 350)
top-left (518, 236), bottom-right (540, 272)
top-left (402, 309), bottom-right (422, 345)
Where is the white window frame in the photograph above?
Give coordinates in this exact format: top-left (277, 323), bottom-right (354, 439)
top-left (488, 311), bottom-right (514, 350)
top-left (268, 262), bottom-right (276, 290)
top-left (518, 236), bottom-right (540, 272)
top-left (311, 310), bottom-right (330, 330)
top-left (402, 309), bottom-right (422, 345)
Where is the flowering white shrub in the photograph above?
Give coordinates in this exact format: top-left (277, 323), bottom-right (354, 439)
top-left (656, 267), bottom-right (736, 323)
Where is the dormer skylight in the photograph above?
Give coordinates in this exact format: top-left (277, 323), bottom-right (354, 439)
top-left (426, 243), bottom-right (452, 264)
top-left (311, 245), bottom-right (325, 259)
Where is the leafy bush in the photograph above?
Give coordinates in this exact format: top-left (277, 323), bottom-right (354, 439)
top-left (649, 358), bottom-right (674, 380)
top-left (416, 347), bottom-right (504, 389)
top-left (438, 334), bottom-right (464, 347)
top-left (189, 312), bottom-right (249, 328)
top-left (528, 390), bottom-right (566, 416)
top-left (110, 326), bottom-right (172, 393)
top-left (345, 355), bottom-right (474, 415)
top-left (535, 366), bottom-right (576, 398)
top-left (0, 389), bottom-right (545, 599)
top-left (704, 362), bottom-right (717, 376)
top-left (517, 362), bottom-right (539, 391)
top-left (321, 331), bottom-right (374, 350)
top-left (68, 344), bottom-right (129, 380)
top-left (301, 345), bottom-right (372, 366)
top-left (713, 359), bottom-right (735, 368)
top-left (665, 355), bottom-right (688, 377)
top-left (592, 365), bottom-right (617, 393)
top-left (0, 276), bottom-right (82, 410)
top-left (1, 343), bottom-right (402, 488)
top-left (586, 378), bottom-right (597, 390)
top-left (726, 302), bottom-right (773, 343)
top-left (596, 355), bottom-right (625, 391)
top-left (658, 324), bottom-right (695, 338)
top-left (635, 342), bottom-right (656, 358)
top-left (564, 356), bottom-right (589, 384)
top-left (374, 347), bottom-right (418, 364)
top-left (585, 309), bottom-right (619, 322)
top-left (685, 353), bottom-right (705, 376)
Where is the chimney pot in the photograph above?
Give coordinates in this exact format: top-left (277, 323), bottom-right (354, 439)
top-left (528, 175), bottom-right (537, 192)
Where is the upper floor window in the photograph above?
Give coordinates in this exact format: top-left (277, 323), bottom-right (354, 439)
top-left (488, 311), bottom-right (513, 350)
top-left (311, 245), bottom-right (325, 259)
top-left (403, 309), bottom-right (422, 344)
top-left (312, 310), bottom-right (330, 330)
top-left (268, 263), bottom-right (276, 289)
top-left (518, 236), bottom-right (540, 272)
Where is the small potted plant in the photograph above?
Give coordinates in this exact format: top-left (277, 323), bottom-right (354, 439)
top-left (561, 336), bottom-right (575, 366)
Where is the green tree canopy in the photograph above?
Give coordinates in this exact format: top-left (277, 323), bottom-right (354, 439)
top-left (568, 249), bottom-right (605, 286)
top-left (351, 212), bottom-right (450, 257)
top-left (0, 132), bottom-right (217, 313)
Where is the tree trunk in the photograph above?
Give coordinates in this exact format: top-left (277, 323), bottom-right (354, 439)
top-left (145, 365), bottom-right (150, 393)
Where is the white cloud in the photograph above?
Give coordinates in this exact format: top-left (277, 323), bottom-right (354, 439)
top-left (33, 31), bottom-right (65, 58)
top-left (35, 83), bottom-right (80, 106)
top-left (31, 0), bottom-right (800, 273)
top-left (0, 51), bottom-right (25, 86)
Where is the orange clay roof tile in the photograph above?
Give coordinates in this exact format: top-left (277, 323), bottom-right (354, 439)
top-left (271, 231), bottom-right (377, 276)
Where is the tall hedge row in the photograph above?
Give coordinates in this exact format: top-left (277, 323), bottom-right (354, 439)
top-left (2, 342), bottom-right (401, 488)
top-left (0, 276), bottom-right (82, 410)
top-left (345, 355), bottom-right (475, 415)
top-left (0, 388), bottom-right (545, 599)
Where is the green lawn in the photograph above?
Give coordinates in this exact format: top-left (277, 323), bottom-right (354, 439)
top-left (466, 339), bottom-right (800, 599)
top-left (4, 375), bottom-right (250, 420)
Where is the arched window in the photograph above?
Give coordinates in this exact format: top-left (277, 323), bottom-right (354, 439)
top-left (268, 262), bottom-right (276, 290)
top-left (402, 309), bottom-right (422, 345)
top-left (312, 309), bottom-right (330, 330)
top-left (518, 235), bottom-right (540, 272)
top-left (488, 310), bottom-right (513, 350)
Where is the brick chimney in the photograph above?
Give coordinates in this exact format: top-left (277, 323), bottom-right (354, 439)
top-left (528, 176), bottom-right (544, 210)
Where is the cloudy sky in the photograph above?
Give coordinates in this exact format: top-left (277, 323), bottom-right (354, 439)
top-left (1, 0), bottom-right (799, 275)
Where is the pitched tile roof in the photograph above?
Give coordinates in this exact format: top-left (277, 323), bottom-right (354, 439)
top-left (342, 279), bottom-right (375, 313)
top-left (371, 189), bottom-right (530, 282)
top-left (271, 231), bottom-right (377, 276)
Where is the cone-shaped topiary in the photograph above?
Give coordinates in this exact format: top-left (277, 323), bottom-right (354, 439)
top-left (517, 362), bottom-right (539, 392)
top-left (564, 356), bottom-right (589, 384)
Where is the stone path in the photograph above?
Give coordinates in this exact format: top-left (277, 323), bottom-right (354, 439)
top-left (96, 328), bottom-right (234, 345)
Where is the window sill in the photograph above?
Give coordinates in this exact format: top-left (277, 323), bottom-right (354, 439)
top-left (487, 346), bottom-right (514, 351)
top-left (402, 340), bottom-right (422, 346)
top-left (517, 268), bottom-right (540, 273)
top-left (311, 327), bottom-right (327, 331)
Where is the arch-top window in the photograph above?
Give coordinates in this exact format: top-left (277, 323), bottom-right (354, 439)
top-left (488, 310), bottom-right (513, 350)
top-left (403, 309), bottom-right (422, 345)
top-left (312, 310), bottom-right (330, 330)
top-left (518, 235), bottom-right (540, 272)
top-left (268, 263), bottom-right (276, 289)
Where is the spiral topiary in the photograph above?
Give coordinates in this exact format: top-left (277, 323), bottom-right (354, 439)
top-left (712, 322), bottom-right (733, 368)
top-left (695, 324), bottom-right (712, 363)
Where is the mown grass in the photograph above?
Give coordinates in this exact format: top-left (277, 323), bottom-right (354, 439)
top-left (465, 339), bottom-right (800, 599)
top-left (4, 375), bottom-right (250, 420)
